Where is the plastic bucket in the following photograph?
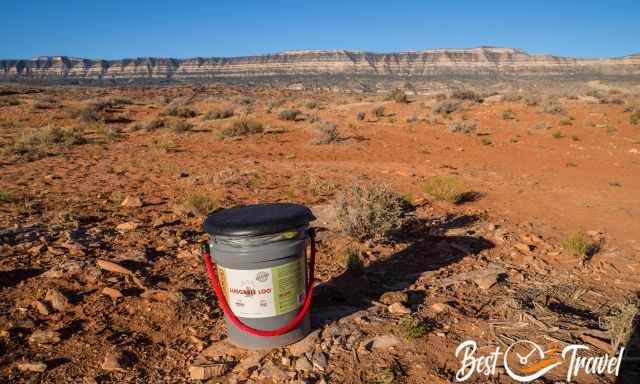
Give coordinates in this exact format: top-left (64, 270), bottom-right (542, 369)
top-left (202, 203), bottom-right (316, 349)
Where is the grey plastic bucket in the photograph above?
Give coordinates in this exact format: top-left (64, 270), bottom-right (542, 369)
top-left (202, 203), bottom-right (315, 349)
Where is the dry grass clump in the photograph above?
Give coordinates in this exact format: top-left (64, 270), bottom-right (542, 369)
top-left (451, 89), bottom-right (482, 102)
top-left (630, 110), bottom-right (639, 125)
top-left (313, 122), bottom-right (339, 145)
top-left (562, 230), bottom-right (597, 259)
top-left (423, 175), bottom-right (465, 204)
top-left (543, 98), bottom-right (566, 115)
top-left (278, 109), bottom-right (301, 121)
top-left (162, 104), bottom-right (197, 118)
top-left (335, 184), bottom-right (405, 241)
top-left (524, 94), bottom-right (541, 106)
top-left (0, 95), bottom-right (20, 107)
top-left (448, 120), bottom-right (477, 134)
top-left (76, 97), bottom-right (132, 122)
top-left (182, 193), bottom-right (218, 215)
top-left (372, 106), bottom-right (385, 118)
top-left (143, 118), bottom-right (166, 132)
top-left (203, 108), bottom-right (234, 120)
top-left (600, 302), bottom-right (639, 351)
top-left (0, 190), bottom-right (12, 203)
top-left (502, 109), bottom-right (515, 120)
top-left (220, 117), bottom-right (264, 138)
top-left (342, 248), bottom-right (363, 273)
top-left (3, 125), bottom-right (86, 160)
top-left (386, 88), bottom-right (409, 103)
top-left (170, 119), bottom-right (194, 133)
top-left (356, 112), bottom-right (366, 121)
top-left (432, 99), bottom-right (462, 116)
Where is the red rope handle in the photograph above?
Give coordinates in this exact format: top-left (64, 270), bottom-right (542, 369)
top-left (202, 229), bottom-right (315, 337)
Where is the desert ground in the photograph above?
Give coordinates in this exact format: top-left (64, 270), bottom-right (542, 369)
top-left (0, 84), bottom-right (639, 383)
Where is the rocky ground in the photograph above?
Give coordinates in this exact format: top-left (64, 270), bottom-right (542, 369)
top-left (0, 84), bottom-right (639, 383)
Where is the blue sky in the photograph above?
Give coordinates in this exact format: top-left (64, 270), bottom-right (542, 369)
top-left (1, 0), bottom-right (638, 59)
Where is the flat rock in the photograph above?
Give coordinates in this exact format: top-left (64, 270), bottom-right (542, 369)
top-left (380, 291), bottom-right (408, 305)
top-left (430, 302), bottom-right (452, 314)
top-left (189, 363), bottom-right (228, 380)
top-left (102, 287), bottom-right (123, 301)
top-left (32, 300), bottom-right (50, 316)
top-left (44, 288), bottom-right (69, 312)
top-left (140, 289), bottom-right (184, 303)
top-left (101, 352), bottom-right (124, 371)
top-left (121, 195), bottom-right (143, 208)
top-left (371, 334), bottom-right (401, 350)
top-left (310, 204), bottom-right (340, 230)
top-left (388, 302), bottom-right (411, 314)
top-left (294, 356), bottom-right (313, 372)
top-left (116, 222), bottom-right (140, 231)
top-left (29, 330), bottom-right (61, 344)
top-left (17, 361), bottom-right (47, 373)
top-left (97, 259), bottom-right (133, 275)
top-left (311, 350), bottom-right (328, 371)
top-left (200, 340), bottom-right (246, 360)
top-left (288, 329), bottom-right (320, 356)
top-left (233, 349), bottom-right (272, 374)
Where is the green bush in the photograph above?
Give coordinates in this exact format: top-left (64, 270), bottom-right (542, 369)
top-left (423, 175), bottom-right (465, 204)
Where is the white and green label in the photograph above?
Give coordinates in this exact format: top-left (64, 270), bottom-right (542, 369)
top-left (218, 258), bottom-right (306, 318)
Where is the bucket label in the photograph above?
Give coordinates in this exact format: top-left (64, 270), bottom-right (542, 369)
top-left (218, 258), bottom-right (306, 318)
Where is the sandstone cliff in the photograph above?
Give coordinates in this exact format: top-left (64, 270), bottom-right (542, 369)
top-left (2, 47), bottom-right (639, 83)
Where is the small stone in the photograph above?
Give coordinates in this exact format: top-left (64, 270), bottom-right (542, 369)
top-left (102, 287), bottom-right (123, 301)
top-left (311, 350), bottom-right (328, 371)
top-left (430, 302), bottom-right (451, 314)
top-left (140, 289), bottom-right (184, 303)
top-left (32, 300), bottom-right (50, 316)
top-left (45, 288), bottom-right (69, 312)
top-left (18, 361), bottom-right (47, 372)
top-left (371, 334), bottom-right (401, 350)
top-left (121, 195), bottom-right (143, 208)
top-left (514, 242), bottom-right (532, 253)
top-left (281, 356), bottom-right (291, 366)
top-left (380, 291), bottom-right (408, 305)
top-left (29, 330), bottom-right (61, 344)
top-left (473, 274), bottom-right (499, 290)
top-left (288, 329), bottom-right (320, 356)
top-left (233, 349), bottom-right (272, 375)
top-left (101, 352), bottom-right (124, 371)
top-left (116, 222), bottom-right (139, 231)
top-left (388, 302), bottom-right (411, 314)
top-left (96, 259), bottom-right (133, 276)
top-left (42, 261), bottom-right (85, 279)
top-left (189, 363), bottom-right (228, 380)
top-left (294, 356), bottom-right (313, 372)
top-left (200, 340), bottom-right (246, 360)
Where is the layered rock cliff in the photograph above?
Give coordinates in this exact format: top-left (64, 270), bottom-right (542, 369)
top-left (1, 47), bottom-right (639, 83)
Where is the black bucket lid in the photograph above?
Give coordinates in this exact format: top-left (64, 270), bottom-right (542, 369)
top-left (203, 203), bottom-right (315, 237)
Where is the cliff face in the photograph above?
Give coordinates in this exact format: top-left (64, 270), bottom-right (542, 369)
top-left (2, 47), bottom-right (640, 82)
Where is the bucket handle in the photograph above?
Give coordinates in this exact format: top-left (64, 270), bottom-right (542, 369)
top-left (201, 228), bottom-right (316, 337)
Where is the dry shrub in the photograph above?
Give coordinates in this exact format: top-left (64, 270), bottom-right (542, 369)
top-left (220, 118), bottom-right (264, 137)
top-left (372, 106), bottom-right (385, 118)
top-left (313, 122), bottom-right (339, 145)
top-left (203, 108), bottom-right (234, 120)
top-left (170, 119), bottom-right (194, 133)
top-left (432, 100), bottom-right (462, 115)
top-left (335, 184), bottom-right (405, 241)
top-left (356, 112), bottom-right (365, 121)
top-left (278, 109), bottom-right (301, 121)
top-left (386, 88), bottom-right (409, 103)
top-left (451, 89), bottom-right (482, 102)
top-left (600, 302), bottom-right (639, 351)
top-left (182, 193), bottom-right (218, 215)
